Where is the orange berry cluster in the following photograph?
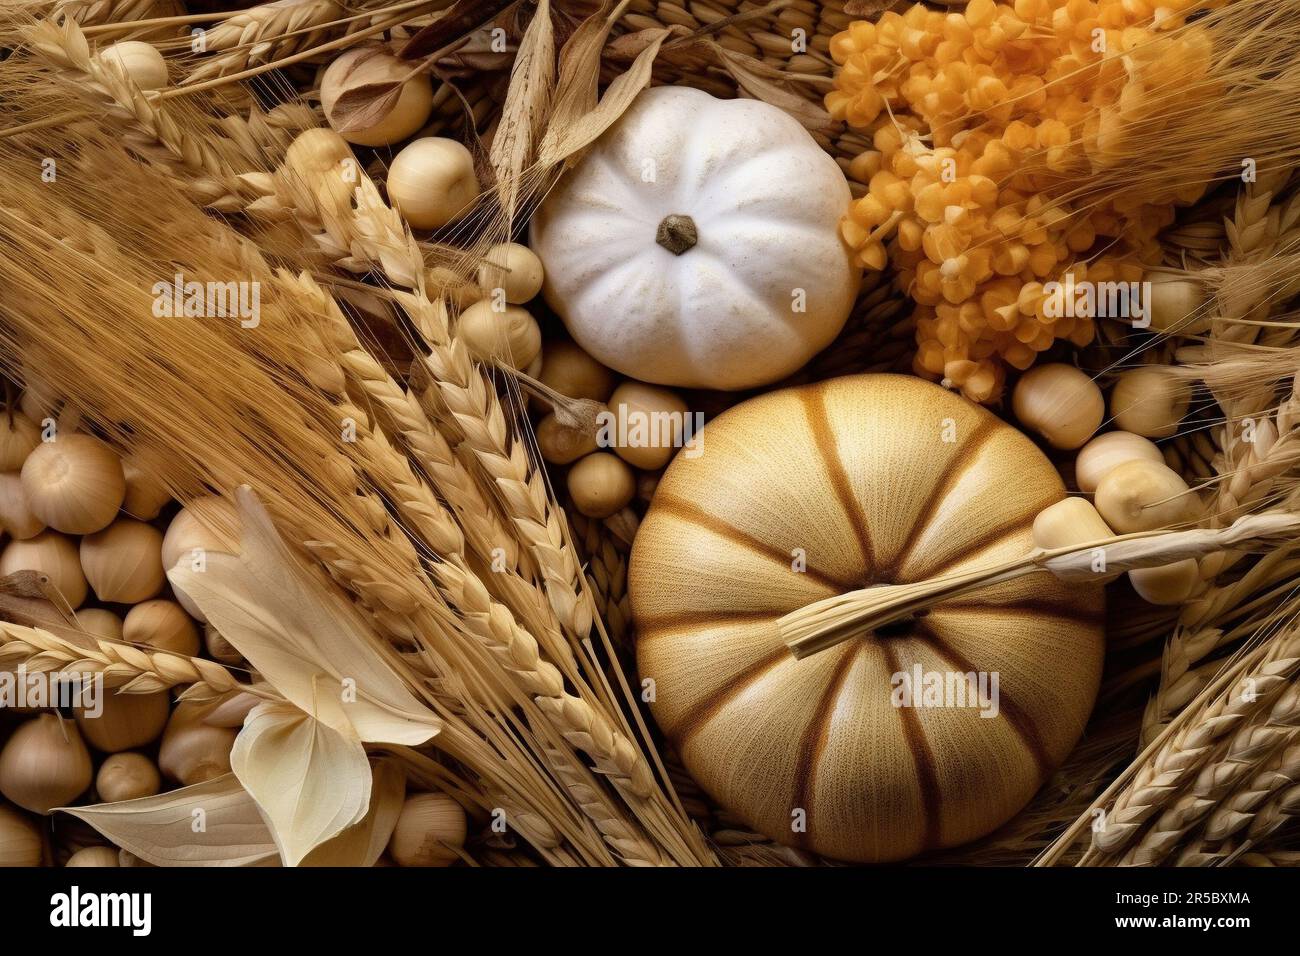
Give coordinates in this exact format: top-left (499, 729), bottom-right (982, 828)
top-left (827, 0), bottom-right (1218, 401)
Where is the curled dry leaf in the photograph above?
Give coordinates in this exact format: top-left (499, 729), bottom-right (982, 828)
top-left (399, 0), bottom-right (517, 61)
top-left (605, 24), bottom-right (699, 62)
top-left (300, 758), bottom-right (405, 867)
top-left (60, 774), bottom-right (280, 867)
top-left (231, 695), bottom-right (370, 867)
top-left (709, 43), bottom-right (832, 133)
top-left (169, 487), bottom-right (438, 865)
top-left (169, 486), bottom-right (440, 745)
top-left (330, 82), bottom-right (405, 136)
top-left (538, 24), bottom-right (669, 166)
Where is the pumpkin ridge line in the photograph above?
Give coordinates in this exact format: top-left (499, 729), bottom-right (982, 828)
top-left (797, 387), bottom-right (876, 577)
top-left (885, 414), bottom-right (1000, 579)
top-left (881, 640), bottom-right (943, 852)
top-left (909, 621), bottom-right (1052, 782)
top-left (789, 644), bottom-right (860, 853)
top-left (667, 644), bottom-right (789, 746)
top-left (649, 493), bottom-right (855, 593)
top-left (635, 608), bottom-right (784, 641)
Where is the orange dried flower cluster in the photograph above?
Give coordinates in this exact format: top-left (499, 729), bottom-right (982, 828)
top-left (827, 0), bottom-right (1218, 401)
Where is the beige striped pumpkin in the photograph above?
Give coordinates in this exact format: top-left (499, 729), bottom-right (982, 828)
top-left (630, 374), bottom-right (1105, 862)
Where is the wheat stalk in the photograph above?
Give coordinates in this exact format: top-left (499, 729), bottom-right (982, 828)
top-left (1202, 738), bottom-right (1300, 843)
top-left (19, 15), bottom-right (274, 211)
top-left (569, 507), bottom-right (636, 650)
top-left (184, 0), bottom-right (345, 84)
top-left (1120, 683), bottom-right (1300, 864)
top-left (284, 271), bottom-right (707, 863)
top-left (1060, 617), bottom-right (1300, 863)
top-left (273, 142), bottom-right (597, 643)
top-left (0, 621), bottom-right (240, 696)
top-left (1139, 174), bottom-right (1300, 741)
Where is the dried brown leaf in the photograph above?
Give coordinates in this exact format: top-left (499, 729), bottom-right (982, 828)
top-left (399, 0), bottom-right (517, 61)
top-left (538, 26), bottom-right (669, 167)
top-left (710, 43), bottom-right (831, 133)
top-left (330, 82), bottom-right (403, 136)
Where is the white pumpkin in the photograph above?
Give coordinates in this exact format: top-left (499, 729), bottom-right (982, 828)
top-left (530, 87), bottom-right (860, 391)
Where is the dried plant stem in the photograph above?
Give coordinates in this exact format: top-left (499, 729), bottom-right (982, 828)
top-left (782, 514), bottom-right (1300, 660)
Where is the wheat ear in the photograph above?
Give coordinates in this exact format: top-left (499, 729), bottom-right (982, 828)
top-left (1202, 738), bottom-right (1300, 843)
top-left (1084, 622), bottom-right (1300, 861)
top-left (23, 15), bottom-right (273, 211)
top-left (0, 621), bottom-right (240, 696)
top-left (288, 275), bottom-right (688, 860)
top-left (184, 0), bottom-right (345, 84)
top-left (1120, 683), bottom-right (1300, 864)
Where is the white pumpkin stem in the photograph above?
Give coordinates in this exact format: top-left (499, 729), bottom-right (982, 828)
top-left (655, 214), bottom-right (698, 255)
top-left (780, 512), bottom-right (1300, 660)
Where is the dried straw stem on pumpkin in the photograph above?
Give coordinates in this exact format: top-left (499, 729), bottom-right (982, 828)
top-left (780, 513), bottom-right (1300, 660)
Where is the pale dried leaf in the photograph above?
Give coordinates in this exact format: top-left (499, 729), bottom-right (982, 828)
top-left (711, 44), bottom-right (832, 132)
top-left (169, 487), bottom-right (439, 746)
top-left (606, 25), bottom-right (694, 61)
top-left (301, 758), bottom-right (405, 866)
top-left (489, 0), bottom-right (555, 222)
top-left (231, 697), bottom-right (370, 867)
top-left (544, 2), bottom-right (619, 132)
top-left (538, 27), bottom-right (668, 166)
top-left (60, 774), bottom-right (279, 867)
